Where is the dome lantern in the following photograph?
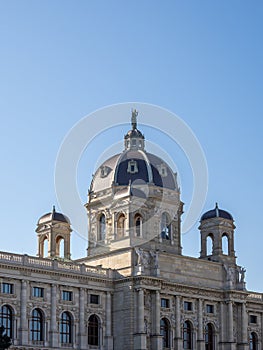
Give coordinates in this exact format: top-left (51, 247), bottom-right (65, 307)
top-left (124, 109), bottom-right (145, 151)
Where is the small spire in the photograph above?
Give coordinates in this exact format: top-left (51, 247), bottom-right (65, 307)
top-left (52, 205), bottom-right (56, 213)
top-left (131, 109), bottom-right (138, 130)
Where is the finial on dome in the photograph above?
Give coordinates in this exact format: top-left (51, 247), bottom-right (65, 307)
top-left (52, 205), bottom-right (56, 213)
top-left (215, 202), bottom-right (219, 217)
top-left (131, 109), bottom-right (138, 130)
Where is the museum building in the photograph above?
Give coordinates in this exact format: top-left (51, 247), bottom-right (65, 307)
top-left (0, 112), bottom-right (262, 350)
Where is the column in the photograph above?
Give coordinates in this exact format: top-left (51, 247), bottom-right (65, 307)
top-left (240, 302), bottom-right (249, 350)
top-left (174, 295), bottom-right (182, 349)
top-left (64, 236), bottom-right (71, 259)
top-left (197, 299), bottom-right (205, 350)
top-left (155, 290), bottom-right (160, 334)
top-left (150, 290), bottom-right (162, 350)
top-left (229, 234), bottom-right (235, 257)
top-left (175, 296), bottom-right (180, 338)
top-left (200, 235), bottom-right (207, 258)
top-left (220, 302), bottom-right (225, 344)
top-left (105, 292), bottom-right (113, 350)
top-left (241, 303), bottom-right (247, 342)
top-left (79, 288), bottom-right (86, 349)
top-left (50, 284), bottom-right (58, 347)
top-left (138, 289), bottom-right (144, 333)
top-left (170, 223), bottom-right (174, 245)
top-left (106, 292), bottom-right (112, 336)
top-left (20, 280), bottom-right (28, 345)
top-left (228, 301), bottom-right (234, 342)
top-left (134, 289), bottom-right (146, 350)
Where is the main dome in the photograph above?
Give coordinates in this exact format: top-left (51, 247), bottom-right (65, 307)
top-left (89, 110), bottom-right (178, 194)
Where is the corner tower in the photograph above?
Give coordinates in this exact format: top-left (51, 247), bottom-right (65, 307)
top-left (199, 203), bottom-right (236, 264)
top-left (85, 110), bottom-right (183, 257)
top-left (36, 206), bottom-right (72, 259)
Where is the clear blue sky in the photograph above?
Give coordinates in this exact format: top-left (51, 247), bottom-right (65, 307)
top-left (0, 1), bottom-right (262, 291)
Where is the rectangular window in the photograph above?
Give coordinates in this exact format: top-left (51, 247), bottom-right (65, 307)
top-left (62, 290), bottom-right (72, 301)
top-left (33, 287), bottom-right (44, 298)
top-left (161, 298), bottom-right (169, 308)
top-left (184, 301), bottom-right (192, 311)
top-left (90, 294), bottom-right (100, 304)
top-left (206, 304), bottom-right (214, 314)
top-left (2, 283), bottom-right (13, 294)
top-left (250, 315), bottom-right (257, 324)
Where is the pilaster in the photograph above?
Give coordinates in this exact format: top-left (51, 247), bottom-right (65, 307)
top-left (134, 288), bottom-right (146, 350)
top-left (150, 290), bottom-right (162, 350)
top-left (105, 292), bottom-right (113, 350)
top-left (197, 299), bottom-right (205, 350)
top-left (19, 280), bottom-right (28, 345)
top-left (174, 295), bottom-right (182, 350)
top-left (49, 284), bottom-right (58, 347)
top-left (237, 302), bottom-right (248, 350)
top-left (79, 288), bottom-right (86, 349)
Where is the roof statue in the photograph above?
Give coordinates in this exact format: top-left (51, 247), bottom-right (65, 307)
top-left (131, 109), bottom-right (138, 130)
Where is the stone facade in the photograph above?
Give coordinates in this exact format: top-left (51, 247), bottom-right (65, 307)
top-left (0, 113), bottom-right (262, 349)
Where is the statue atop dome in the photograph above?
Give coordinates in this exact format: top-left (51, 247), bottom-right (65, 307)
top-left (131, 109), bottom-right (138, 130)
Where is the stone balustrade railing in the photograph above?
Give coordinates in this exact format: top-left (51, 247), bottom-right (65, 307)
top-left (247, 292), bottom-right (263, 301)
top-left (0, 251), bottom-right (111, 278)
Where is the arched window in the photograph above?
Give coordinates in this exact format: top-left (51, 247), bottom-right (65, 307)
top-left (250, 332), bottom-right (258, 350)
top-left (88, 314), bottom-right (100, 346)
top-left (117, 214), bottom-right (126, 238)
top-left (30, 308), bottom-right (44, 341)
top-left (222, 233), bottom-right (229, 255)
top-left (43, 238), bottom-right (48, 257)
top-left (183, 321), bottom-right (192, 349)
top-left (98, 214), bottom-right (106, 241)
top-left (135, 214), bottom-right (142, 237)
top-left (160, 318), bottom-right (170, 348)
top-left (0, 305), bottom-right (13, 338)
top-left (205, 323), bottom-right (214, 350)
top-left (59, 239), bottom-right (64, 257)
top-left (206, 235), bottom-right (213, 256)
top-left (161, 212), bottom-right (171, 240)
top-left (60, 312), bottom-right (72, 344)
top-left (56, 236), bottom-right (65, 257)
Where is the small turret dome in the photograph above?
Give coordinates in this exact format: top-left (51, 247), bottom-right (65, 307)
top-left (200, 203), bottom-right (233, 221)
top-left (37, 206), bottom-right (70, 225)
